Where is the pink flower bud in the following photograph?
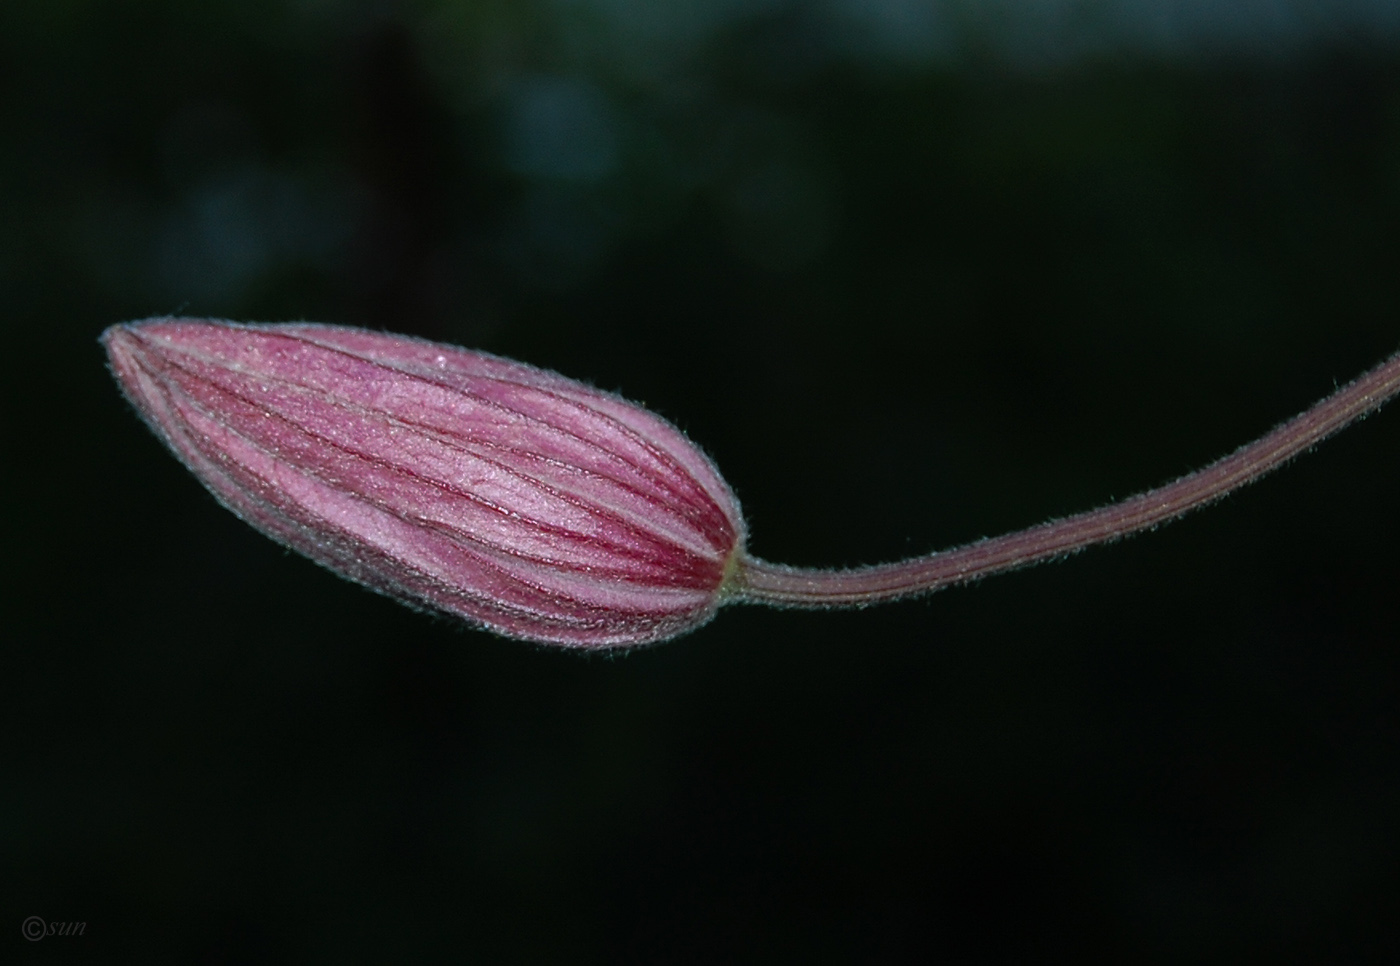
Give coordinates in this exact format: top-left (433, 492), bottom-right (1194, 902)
top-left (102, 318), bottom-right (746, 648)
top-left (104, 318), bottom-right (1400, 651)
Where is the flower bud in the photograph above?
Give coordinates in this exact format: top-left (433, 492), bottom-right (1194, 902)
top-left (102, 318), bottom-right (746, 648)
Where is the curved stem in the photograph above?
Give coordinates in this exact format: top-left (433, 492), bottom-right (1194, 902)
top-left (735, 347), bottom-right (1400, 608)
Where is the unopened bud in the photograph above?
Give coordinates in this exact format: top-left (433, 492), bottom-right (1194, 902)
top-left (102, 318), bottom-right (746, 648)
top-left (105, 318), bottom-right (1400, 649)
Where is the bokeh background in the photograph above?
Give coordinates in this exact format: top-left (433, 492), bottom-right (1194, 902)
top-left (5, 0), bottom-right (1400, 960)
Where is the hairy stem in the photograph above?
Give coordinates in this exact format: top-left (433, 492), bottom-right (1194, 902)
top-left (735, 347), bottom-right (1400, 607)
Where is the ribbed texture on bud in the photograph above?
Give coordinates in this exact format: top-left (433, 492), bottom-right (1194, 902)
top-left (102, 318), bottom-right (746, 648)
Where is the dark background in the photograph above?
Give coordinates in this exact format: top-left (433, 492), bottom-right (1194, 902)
top-left (5, 0), bottom-right (1400, 960)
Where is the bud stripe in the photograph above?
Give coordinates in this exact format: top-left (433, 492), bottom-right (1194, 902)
top-left (166, 396), bottom-right (713, 632)
top-left (270, 327), bottom-right (736, 540)
top-left (159, 323), bottom-right (734, 555)
top-left (394, 417), bottom-right (731, 556)
top-left (153, 360), bottom-right (722, 588)
top-left (213, 464), bottom-right (706, 638)
top-left (455, 376), bottom-right (733, 537)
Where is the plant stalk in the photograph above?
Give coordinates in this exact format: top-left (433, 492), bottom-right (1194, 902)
top-left (735, 347), bottom-right (1400, 607)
